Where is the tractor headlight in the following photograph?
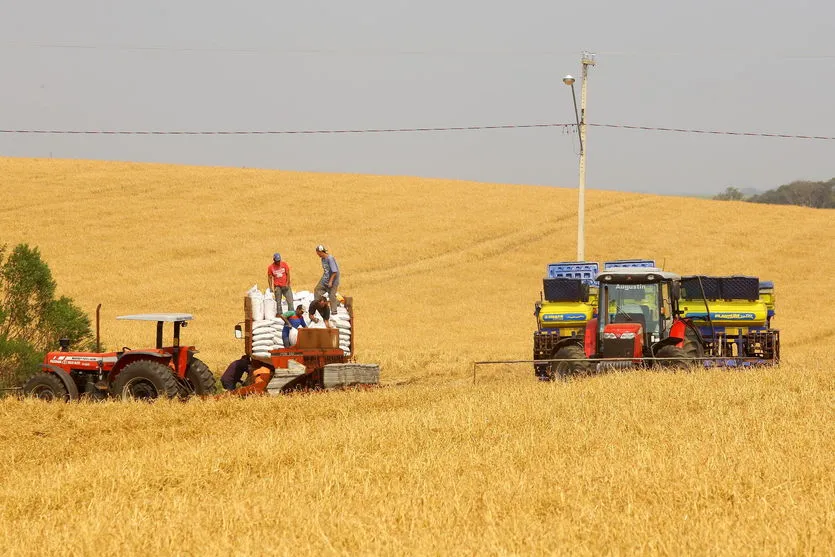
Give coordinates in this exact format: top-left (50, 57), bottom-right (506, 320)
top-left (620, 332), bottom-right (636, 339)
top-left (603, 332), bottom-right (618, 339)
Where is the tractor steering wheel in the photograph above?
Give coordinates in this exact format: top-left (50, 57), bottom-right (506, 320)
top-left (122, 346), bottom-right (132, 352)
top-left (614, 305), bottom-right (633, 321)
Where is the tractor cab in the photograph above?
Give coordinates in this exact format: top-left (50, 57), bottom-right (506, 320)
top-left (116, 313), bottom-right (192, 348)
top-left (593, 268), bottom-right (681, 359)
top-left (116, 313), bottom-right (194, 374)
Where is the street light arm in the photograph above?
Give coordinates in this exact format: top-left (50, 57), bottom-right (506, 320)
top-left (569, 83), bottom-right (583, 155)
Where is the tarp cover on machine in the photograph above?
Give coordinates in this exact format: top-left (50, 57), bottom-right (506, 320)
top-left (543, 278), bottom-right (589, 302)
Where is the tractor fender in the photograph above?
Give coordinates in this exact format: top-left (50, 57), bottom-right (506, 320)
top-left (40, 364), bottom-right (80, 401)
top-left (109, 351), bottom-right (173, 381)
top-left (669, 320), bottom-right (687, 344)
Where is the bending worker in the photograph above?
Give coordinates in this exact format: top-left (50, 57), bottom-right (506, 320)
top-left (308, 297), bottom-right (333, 329)
top-left (280, 304), bottom-right (308, 347)
top-left (221, 354), bottom-right (250, 391)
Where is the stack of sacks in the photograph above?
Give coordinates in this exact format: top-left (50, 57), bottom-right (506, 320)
top-left (251, 317), bottom-right (284, 357)
top-left (330, 307), bottom-right (352, 355)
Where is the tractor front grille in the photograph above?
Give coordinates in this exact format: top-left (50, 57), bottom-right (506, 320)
top-left (600, 339), bottom-right (635, 359)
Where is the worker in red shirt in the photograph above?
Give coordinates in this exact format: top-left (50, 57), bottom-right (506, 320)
top-left (267, 253), bottom-right (294, 315)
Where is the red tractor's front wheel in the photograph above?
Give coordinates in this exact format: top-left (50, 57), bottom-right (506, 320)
top-left (23, 372), bottom-right (70, 402)
top-left (656, 345), bottom-right (692, 368)
top-left (111, 360), bottom-right (179, 401)
top-left (548, 345), bottom-right (592, 380)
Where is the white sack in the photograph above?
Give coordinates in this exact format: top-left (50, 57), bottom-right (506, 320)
top-left (263, 297), bottom-right (277, 319)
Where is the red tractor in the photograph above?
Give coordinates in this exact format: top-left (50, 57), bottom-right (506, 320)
top-left (23, 313), bottom-right (216, 401)
top-left (547, 267), bottom-right (704, 377)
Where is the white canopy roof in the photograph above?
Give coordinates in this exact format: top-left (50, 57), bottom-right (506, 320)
top-left (116, 313), bottom-right (193, 322)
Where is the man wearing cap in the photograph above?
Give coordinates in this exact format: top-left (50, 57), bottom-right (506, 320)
top-left (314, 245), bottom-right (340, 313)
top-left (267, 253), bottom-right (293, 315)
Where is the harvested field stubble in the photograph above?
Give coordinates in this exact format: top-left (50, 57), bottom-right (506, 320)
top-left (0, 157), bottom-right (833, 555)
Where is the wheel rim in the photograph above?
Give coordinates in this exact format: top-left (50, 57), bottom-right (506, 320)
top-left (30, 385), bottom-right (57, 401)
top-left (122, 377), bottom-right (159, 400)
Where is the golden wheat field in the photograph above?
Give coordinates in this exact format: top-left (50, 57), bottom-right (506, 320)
top-left (0, 157), bottom-right (833, 555)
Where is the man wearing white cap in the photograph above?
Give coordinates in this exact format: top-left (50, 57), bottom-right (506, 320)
top-left (314, 244), bottom-right (340, 313)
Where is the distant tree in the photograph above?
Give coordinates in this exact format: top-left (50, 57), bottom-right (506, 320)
top-left (0, 244), bottom-right (94, 391)
top-left (749, 179), bottom-right (835, 208)
top-left (713, 187), bottom-right (746, 201)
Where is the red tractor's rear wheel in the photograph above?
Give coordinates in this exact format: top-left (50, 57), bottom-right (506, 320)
top-left (548, 345), bottom-right (592, 380)
top-left (682, 327), bottom-right (705, 359)
top-left (23, 372), bottom-right (70, 402)
top-left (178, 358), bottom-right (217, 397)
top-left (111, 360), bottom-right (179, 400)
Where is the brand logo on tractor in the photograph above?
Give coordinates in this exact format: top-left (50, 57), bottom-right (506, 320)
top-left (685, 312), bottom-right (757, 321)
top-left (50, 355), bottom-right (102, 363)
top-left (713, 313), bottom-right (756, 320)
top-left (542, 313), bottom-right (586, 322)
top-left (48, 355), bottom-right (116, 366)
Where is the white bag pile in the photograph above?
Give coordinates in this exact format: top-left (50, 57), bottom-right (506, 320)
top-left (251, 317), bottom-right (284, 358)
top-left (247, 287), bottom-right (353, 356)
top-left (245, 285), bottom-right (283, 356)
top-left (330, 308), bottom-right (352, 355)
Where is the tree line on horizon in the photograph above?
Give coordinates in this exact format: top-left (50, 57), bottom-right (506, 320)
top-left (713, 178), bottom-right (835, 208)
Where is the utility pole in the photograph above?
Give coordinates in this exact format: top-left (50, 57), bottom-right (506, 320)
top-left (564, 52), bottom-right (596, 261)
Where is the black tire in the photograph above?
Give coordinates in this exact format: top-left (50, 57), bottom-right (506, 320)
top-left (548, 345), bottom-right (591, 380)
top-left (111, 360), bottom-right (179, 401)
top-left (23, 372), bottom-right (70, 402)
top-left (682, 327), bottom-right (705, 358)
top-left (178, 358), bottom-right (217, 397)
top-left (656, 345), bottom-right (691, 368)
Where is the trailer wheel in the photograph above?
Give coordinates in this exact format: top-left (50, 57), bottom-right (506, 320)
top-left (111, 360), bottom-right (179, 400)
top-left (548, 345), bottom-right (591, 379)
top-left (178, 358), bottom-right (217, 397)
top-left (656, 345), bottom-right (691, 368)
top-left (23, 372), bottom-right (70, 402)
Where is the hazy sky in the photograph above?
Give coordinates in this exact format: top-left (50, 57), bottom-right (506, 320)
top-left (1, 0), bottom-right (832, 194)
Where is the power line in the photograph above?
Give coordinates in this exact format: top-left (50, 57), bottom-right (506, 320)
top-left (2, 42), bottom-right (834, 60)
top-left (0, 42), bottom-right (578, 56)
top-left (0, 123), bottom-right (832, 140)
top-left (0, 123), bottom-right (572, 135)
top-left (587, 123), bottom-right (834, 141)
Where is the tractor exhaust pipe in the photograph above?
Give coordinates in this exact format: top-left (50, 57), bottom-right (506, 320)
top-left (96, 303), bottom-right (102, 352)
